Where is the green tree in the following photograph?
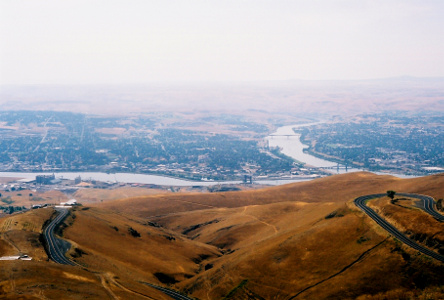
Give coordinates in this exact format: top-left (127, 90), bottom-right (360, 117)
top-left (437, 198), bottom-right (443, 211)
top-left (387, 190), bottom-right (396, 200)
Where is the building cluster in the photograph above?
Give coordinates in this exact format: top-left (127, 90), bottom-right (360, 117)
top-left (35, 174), bottom-right (56, 184)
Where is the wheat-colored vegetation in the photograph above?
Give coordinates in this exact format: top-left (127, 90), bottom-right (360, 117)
top-left (73, 186), bottom-right (170, 204)
top-left (63, 207), bottom-right (220, 282)
top-left (96, 172), bottom-right (444, 218)
top-left (0, 172), bottom-right (443, 299)
top-left (90, 172), bottom-right (444, 299)
top-left (369, 195), bottom-right (444, 255)
top-left (0, 208), bottom-right (54, 260)
top-left (0, 189), bottom-right (69, 208)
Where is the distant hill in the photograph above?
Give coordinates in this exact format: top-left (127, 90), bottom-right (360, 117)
top-left (1, 77), bottom-right (443, 115)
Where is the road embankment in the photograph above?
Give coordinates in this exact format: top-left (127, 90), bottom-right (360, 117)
top-left (42, 208), bottom-right (77, 266)
top-left (354, 193), bottom-right (444, 263)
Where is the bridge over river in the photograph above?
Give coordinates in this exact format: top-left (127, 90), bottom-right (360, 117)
top-left (268, 134), bottom-right (298, 139)
top-left (308, 163), bottom-right (350, 171)
top-left (267, 126), bottom-right (359, 174)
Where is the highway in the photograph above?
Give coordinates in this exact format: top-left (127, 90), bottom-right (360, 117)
top-left (354, 193), bottom-right (444, 263)
top-left (396, 193), bottom-right (444, 222)
top-left (43, 208), bottom-right (194, 298)
top-left (43, 208), bottom-right (78, 266)
top-left (141, 282), bottom-right (194, 300)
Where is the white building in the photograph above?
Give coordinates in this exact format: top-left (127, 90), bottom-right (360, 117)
top-left (60, 199), bottom-right (77, 206)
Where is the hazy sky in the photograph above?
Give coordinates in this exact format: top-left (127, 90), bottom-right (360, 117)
top-left (1, 0), bottom-right (443, 84)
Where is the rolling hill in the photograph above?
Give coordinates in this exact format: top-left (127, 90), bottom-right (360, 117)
top-left (93, 172), bottom-right (444, 298)
top-left (0, 172), bottom-right (443, 299)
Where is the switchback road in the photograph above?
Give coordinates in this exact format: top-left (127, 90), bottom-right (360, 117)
top-left (396, 193), bottom-right (444, 222)
top-left (43, 208), bottom-right (77, 266)
top-left (354, 193), bottom-right (444, 263)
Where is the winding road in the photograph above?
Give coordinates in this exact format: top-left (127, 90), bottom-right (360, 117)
top-left (397, 192), bottom-right (444, 222)
top-left (354, 193), bottom-right (444, 263)
top-left (43, 208), bottom-right (193, 299)
top-left (141, 282), bottom-right (194, 300)
top-left (43, 208), bottom-right (78, 266)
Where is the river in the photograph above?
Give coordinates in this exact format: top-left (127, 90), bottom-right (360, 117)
top-left (267, 123), bottom-right (362, 174)
top-left (0, 123), bottom-right (411, 186)
top-left (266, 123), bottom-right (419, 178)
top-left (0, 171), bottom-right (241, 187)
top-left (0, 123), bottom-right (329, 186)
top-left (0, 171), bottom-right (315, 187)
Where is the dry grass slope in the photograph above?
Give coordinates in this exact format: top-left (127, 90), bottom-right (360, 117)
top-left (93, 172), bottom-right (444, 299)
top-left (96, 172), bottom-right (444, 218)
top-left (62, 207), bottom-right (221, 290)
top-left (1, 172), bottom-right (443, 299)
top-left (73, 186), bottom-right (170, 204)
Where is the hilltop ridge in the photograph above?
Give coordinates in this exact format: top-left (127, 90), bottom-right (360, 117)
top-left (96, 172), bottom-right (443, 218)
top-left (0, 172), bottom-right (443, 299)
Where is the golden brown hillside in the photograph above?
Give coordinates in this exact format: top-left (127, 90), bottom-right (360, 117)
top-left (0, 208), bottom-right (170, 299)
top-left (0, 206), bottom-right (219, 299)
top-left (96, 172), bottom-right (444, 218)
top-left (0, 207), bottom-right (53, 260)
top-left (91, 172), bottom-right (444, 299)
top-left (0, 172), bottom-right (443, 299)
top-left (73, 186), bottom-right (171, 204)
top-left (368, 195), bottom-right (444, 255)
top-left (63, 206), bottom-right (221, 283)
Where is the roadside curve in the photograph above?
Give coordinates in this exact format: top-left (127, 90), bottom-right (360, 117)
top-left (396, 193), bottom-right (444, 222)
top-left (43, 208), bottom-right (194, 298)
top-left (354, 193), bottom-right (444, 263)
top-left (43, 208), bottom-right (78, 266)
top-left (141, 282), bottom-right (194, 300)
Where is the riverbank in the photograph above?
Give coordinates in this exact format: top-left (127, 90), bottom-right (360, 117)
top-left (0, 171), bottom-right (315, 187)
top-left (268, 123), bottom-right (421, 179)
top-left (266, 123), bottom-right (361, 174)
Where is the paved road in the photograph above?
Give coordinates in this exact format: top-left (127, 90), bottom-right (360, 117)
top-left (43, 208), bottom-right (77, 266)
top-left (396, 193), bottom-right (444, 222)
top-left (141, 282), bottom-right (194, 300)
top-left (354, 193), bottom-right (444, 263)
top-left (43, 208), bottom-right (193, 298)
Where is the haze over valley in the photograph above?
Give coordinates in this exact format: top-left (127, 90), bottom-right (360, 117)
top-left (1, 1), bottom-right (443, 299)
top-left (1, 77), bottom-right (443, 115)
